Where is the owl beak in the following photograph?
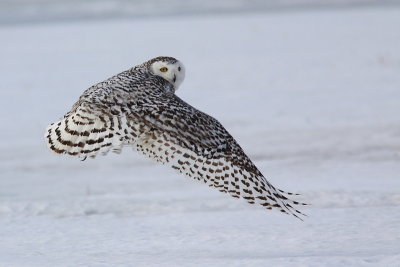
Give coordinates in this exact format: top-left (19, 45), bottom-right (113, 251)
top-left (173, 74), bottom-right (176, 83)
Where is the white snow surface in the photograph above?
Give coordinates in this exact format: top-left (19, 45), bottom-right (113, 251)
top-left (0, 6), bottom-right (400, 267)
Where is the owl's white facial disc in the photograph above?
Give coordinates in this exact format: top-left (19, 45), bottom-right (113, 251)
top-left (150, 60), bottom-right (185, 90)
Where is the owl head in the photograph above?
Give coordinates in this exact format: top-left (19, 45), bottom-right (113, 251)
top-left (147, 56), bottom-right (185, 90)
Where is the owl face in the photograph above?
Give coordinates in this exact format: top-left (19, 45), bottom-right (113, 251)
top-left (149, 58), bottom-right (185, 90)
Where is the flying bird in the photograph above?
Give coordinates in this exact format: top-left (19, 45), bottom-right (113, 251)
top-left (45, 56), bottom-right (306, 219)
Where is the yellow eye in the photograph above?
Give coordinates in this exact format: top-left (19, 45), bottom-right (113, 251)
top-left (160, 67), bottom-right (168, 72)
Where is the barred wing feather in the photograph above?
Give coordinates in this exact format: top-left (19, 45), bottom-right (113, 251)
top-left (131, 95), bottom-right (307, 219)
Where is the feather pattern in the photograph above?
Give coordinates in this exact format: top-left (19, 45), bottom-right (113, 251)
top-left (45, 56), bottom-right (307, 219)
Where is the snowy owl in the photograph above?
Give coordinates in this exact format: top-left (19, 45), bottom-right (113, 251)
top-left (45, 56), bottom-right (306, 219)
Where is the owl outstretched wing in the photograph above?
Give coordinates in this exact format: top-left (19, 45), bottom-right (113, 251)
top-left (129, 92), bottom-right (307, 219)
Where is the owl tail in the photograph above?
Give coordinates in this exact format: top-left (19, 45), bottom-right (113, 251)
top-left (44, 107), bottom-right (123, 159)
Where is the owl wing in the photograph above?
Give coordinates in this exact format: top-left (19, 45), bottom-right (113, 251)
top-left (129, 93), bottom-right (307, 219)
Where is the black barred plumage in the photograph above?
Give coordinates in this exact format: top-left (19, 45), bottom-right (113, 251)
top-left (45, 56), bottom-right (307, 219)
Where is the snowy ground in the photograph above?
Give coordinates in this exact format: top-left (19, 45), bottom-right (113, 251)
top-left (0, 5), bottom-right (400, 267)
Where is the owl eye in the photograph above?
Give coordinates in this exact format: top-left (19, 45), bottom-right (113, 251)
top-left (160, 67), bottom-right (168, 72)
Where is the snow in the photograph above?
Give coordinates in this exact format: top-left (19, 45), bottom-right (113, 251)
top-left (1, 5), bottom-right (400, 266)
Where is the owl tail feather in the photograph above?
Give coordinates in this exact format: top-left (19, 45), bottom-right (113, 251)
top-left (44, 107), bottom-right (122, 159)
